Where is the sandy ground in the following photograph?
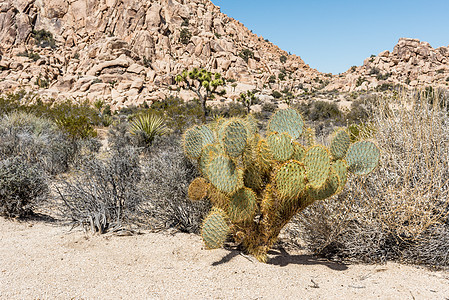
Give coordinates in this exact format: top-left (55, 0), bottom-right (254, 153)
top-left (1, 218), bottom-right (448, 300)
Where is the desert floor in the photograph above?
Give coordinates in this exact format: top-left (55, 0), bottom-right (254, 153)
top-left (1, 218), bottom-right (448, 300)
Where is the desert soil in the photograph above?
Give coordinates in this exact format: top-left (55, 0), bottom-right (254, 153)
top-left (1, 218), bottom-right (448, 300)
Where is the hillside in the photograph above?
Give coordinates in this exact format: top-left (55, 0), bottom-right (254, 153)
top-left (0, 1), bottom-right (448, 110)
top-left (0, 0), bottom-right (326, 109)
top-left (327, 38), bottom-right (449, 92)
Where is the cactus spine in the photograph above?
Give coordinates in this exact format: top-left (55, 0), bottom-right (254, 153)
top-left (183, 108), bottom-right (380, 262)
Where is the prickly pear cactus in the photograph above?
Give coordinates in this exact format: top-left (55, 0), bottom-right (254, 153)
top-left (182, 108), bottom-right (380, 262)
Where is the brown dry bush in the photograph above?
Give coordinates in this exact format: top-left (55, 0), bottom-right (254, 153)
top-left (297, 91), bottom-right (449, 266)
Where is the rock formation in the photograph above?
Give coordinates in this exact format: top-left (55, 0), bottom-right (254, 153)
top-left (0, 1), bottom-right (448, 109)
top-left (0, 0), bottom-right (325, 109)
top-left (327, 38), bottom-right (449, 92)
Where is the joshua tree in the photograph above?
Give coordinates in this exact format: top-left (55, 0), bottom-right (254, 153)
top-left (238, 90), bottom-right (258, 114)
top-left (176, 68), bottom-right (225, 122)
top-left (182, 107), bottom-right (380, 262)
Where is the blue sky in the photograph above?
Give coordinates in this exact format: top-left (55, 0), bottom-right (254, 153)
top-left (212, 0), bottom-right (449, 74)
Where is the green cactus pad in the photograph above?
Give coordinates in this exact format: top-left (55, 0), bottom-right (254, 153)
top-left (291, 142), bottom-right (306, 162)
top-left (201, 208), bottom-right (230, 249)
top-left (267, 108), bottom-right (304, 139)
top-left (274, 160), bottom-right (307, 200)
top-left (222, 119), bottom-right (248, 158)
top-left (266, 132), bottom-right (294, 162)
top-left (332, 159), bottom-right (348, 193)
top-left (206, 155), bottom-right (243, 194)
top-left (307, 166), bottom-right (340, 200)
top-left (187, 177), bottom-right (209, 201)
top-left (199, 143), bottom-right (223, 178)
top-left (346, 141), bottom-right (380, 175)
top-left (304, 145), bottom-right (331, 189)
top-left (242, 134), bottom-right (260, 168)
top-left (256, 139), bottom-right (274, 172)
top-left (183, 125), bottom-right (215, 159)
top-left (244, 114), bottom-right (258, 136)
top-left (330, 129), bottom-right (351, 160)
top-left (227, 187), bottom-right (257, 223)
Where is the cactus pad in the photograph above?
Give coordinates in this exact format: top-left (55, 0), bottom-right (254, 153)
top-left (346, 141), bottom-right (380, 175)
top-left (274, 160), bottom-right (307, 200)
top-left (206, 155), bottom-right (243, 194)
top-left (183, 125), bottom-right (215, 159)
top-left (330, 129), bottom-right (351, 160)
top-left (222, 119), bottom-right (248, 158)
top-left (199, 143), bottom-right (223, 178)
top-left (267, 108), bottom-right (304, 139)
top-left (227, 187), bottom-right (257, 223)
top-left (188, 177), bottom-right (209, 201)
top-left (201, 208), bottom-right (230, 249)
top-left (307, 167), bottom-right (340, 200)
top-left (291, 142), bottom-right (306, 162)
top-left (266, 132), bottom-right (294, 162)
top-left (304, 146), bottom-right (331, 189)
top-left (256, 139), bottom-right (274, 172)
top-left (332, 159), bottom-right (348, 193)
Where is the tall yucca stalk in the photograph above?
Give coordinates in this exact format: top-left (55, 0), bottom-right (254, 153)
top-left (130, 113), bottom-right (169, 146)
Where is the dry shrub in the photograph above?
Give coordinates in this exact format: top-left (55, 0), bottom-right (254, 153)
top-left (298, 91), bottom-right (449, 266)
top-left (0, 157), bottom-right (48, 218)
top-left (140, 136), bottom-right (210, 233)
top-left (57, 147), bottom-right (143, 233)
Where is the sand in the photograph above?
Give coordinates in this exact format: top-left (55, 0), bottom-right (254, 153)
top-left (1, 218), bottom-right (448, 299)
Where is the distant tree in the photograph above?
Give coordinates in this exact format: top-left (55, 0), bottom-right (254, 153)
top-left (280, 55), bottom-right (287, 64)
top-left (180, 28), bottom-right (192, 45)
top-left (239, 49), bottom-right (255, 63)
top-left (176, 68), bottom-right (225, 122)
top-left (238, 90), bottom-right (258, 114)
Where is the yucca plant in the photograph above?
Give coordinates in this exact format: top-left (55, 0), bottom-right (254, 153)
top-left (130, 113), bottom-right (169, 146)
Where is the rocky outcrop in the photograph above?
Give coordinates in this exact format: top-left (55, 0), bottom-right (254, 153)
top-left (327, 38), bottom-right (449, 92)
top-left (0, 0), bottom-right (325, 109)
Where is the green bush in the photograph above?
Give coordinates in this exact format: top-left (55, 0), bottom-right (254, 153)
top-left (32, 29), bottom-right (56, 48)
top-left (0, 157), bottom-right (48, 218)
top-left (180, 28), bottom-right (192, 45)
top-left (129, 113), bottom-right (169, 147)
top-left (268, 75), bottom-right (276, 83)
top-left (280, 55), bottom-right (287, 63)
top-left (0, 112), bottom-right (79, 175)
top-left (239, 49), bottom-right (255, 63)
top-left (271, 90), bottom-right (282, 99)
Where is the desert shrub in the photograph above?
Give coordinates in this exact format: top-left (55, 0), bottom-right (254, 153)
top-left (0, 92), bottom-right (102, 139)
top-left (0, 112), bottom-right (78, 174)
top-left (239, 49), bottom-right (255, 63)
top-left (271, 90), bottom-right (282, 99)
top-left (17, 50), bottom-right (40, 61)
top-left (345, 97), bottom-right (376, 124)
top-left (179, 28), bottom-right (191, 45)
top-left (57, 148), bottom-right (143, 233)
top-left (210, 101), bottom-right (247, 118)
top-left (297, 94), bottom-right (449, 266)
top-left (0, 157), bottom-right (48, 218)
top-left (32, 29), bottom-right (56, 48)
top-left (280, 55), bottom-right (287, 63)
top-left (268, 75), bottom-right (276, 83)
top-left (146, 97), bottom-right (203, 133)
top-left (140, 136), bottom-right (210, 233)
top-left (295, 100), bottom-right (343, 123)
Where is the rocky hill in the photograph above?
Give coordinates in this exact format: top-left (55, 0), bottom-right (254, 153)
top-left (1, 1), bottom-right (448, 109)
top-left (0, 0), bottom-right (327, 109)
top-left (327, 38), bottom-right (449, 92)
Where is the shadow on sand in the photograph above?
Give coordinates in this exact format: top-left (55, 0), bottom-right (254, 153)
top-left (212, 245), bottom-right (348, 271)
